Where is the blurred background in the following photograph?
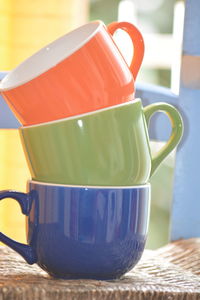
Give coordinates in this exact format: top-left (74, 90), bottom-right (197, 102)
top-left (0, 0), bottom-right (184, 249)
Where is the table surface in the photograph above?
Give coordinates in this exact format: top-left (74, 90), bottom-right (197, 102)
top-left (0, 238), bottom-right (200, 300)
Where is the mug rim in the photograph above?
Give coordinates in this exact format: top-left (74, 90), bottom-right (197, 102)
top-left (0, 20), bottom-right (104, 91)
top-left (21, 98), bottom-right (141, 129)
top-left (30, 180), bottom-right (150, 189)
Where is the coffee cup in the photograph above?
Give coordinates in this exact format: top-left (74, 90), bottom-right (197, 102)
top-left (20, 99), bottom-right (183, 186)
top-left (0, 181), bottom-right (150, 279)
top-left (0, 21), bottom-right (144, 126)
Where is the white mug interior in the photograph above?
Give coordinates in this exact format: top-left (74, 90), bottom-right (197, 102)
top-left (0, 21), bottom-right (103, 90)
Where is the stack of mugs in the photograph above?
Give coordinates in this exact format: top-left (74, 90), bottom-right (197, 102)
top-left (0, 21), bottom-right (183, 279)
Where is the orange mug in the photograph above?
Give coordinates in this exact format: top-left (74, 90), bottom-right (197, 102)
top-left (0, 21), bottom-right (144, 126)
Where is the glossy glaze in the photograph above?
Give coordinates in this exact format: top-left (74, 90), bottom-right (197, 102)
top-left (0, 182), bottom-right (150, 279)
top-left (20, 99), bottom-right (183, 186)
top-left (0, 21), bottom-right (144, 126)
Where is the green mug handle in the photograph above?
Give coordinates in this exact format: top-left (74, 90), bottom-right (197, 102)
top-left (143, 102), bottom-right (184, 177)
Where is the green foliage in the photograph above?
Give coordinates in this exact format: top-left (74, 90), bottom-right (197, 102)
top-left (146, 142), bottom-right (175, 249)
top-left (90, 0), bottom-right (121, 24)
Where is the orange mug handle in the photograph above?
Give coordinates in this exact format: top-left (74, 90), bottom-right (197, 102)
top-left (107, 21), bottom-right (144, 80)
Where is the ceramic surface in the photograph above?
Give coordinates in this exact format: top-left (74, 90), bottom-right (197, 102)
top-left (20, 99), bottom-right (183, 186)
top-left (0, 181), bottom-right (150, 279)
top-left (0, 21), bottom-right (144, 125)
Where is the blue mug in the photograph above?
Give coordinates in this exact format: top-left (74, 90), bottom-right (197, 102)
top-left (0, 181), bottom-right (150, 279)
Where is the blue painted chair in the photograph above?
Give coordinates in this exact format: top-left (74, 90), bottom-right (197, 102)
top-left (0, 72), bottom-right (20, 128)
top-left (0, 0), bottom-right (199, 297)
top-left (136, 0), bottom-right (200, 242)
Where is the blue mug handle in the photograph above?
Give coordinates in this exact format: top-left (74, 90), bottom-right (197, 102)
top-left (0, 191), bottom-right (37, 264)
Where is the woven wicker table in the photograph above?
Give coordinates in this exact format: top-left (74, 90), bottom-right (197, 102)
top-left (0, 238), bottom-right (200, 300)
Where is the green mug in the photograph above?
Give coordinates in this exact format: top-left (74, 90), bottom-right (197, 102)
top-left (20, 99), bottom-right (183, 186)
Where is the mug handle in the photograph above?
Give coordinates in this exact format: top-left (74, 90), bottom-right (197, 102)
top-left (0, 191), bottom-right (37, 264)
top-left (107, 21), bottom-right (145, 79)
top-left (143, 102), bottom-right (184, 177)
